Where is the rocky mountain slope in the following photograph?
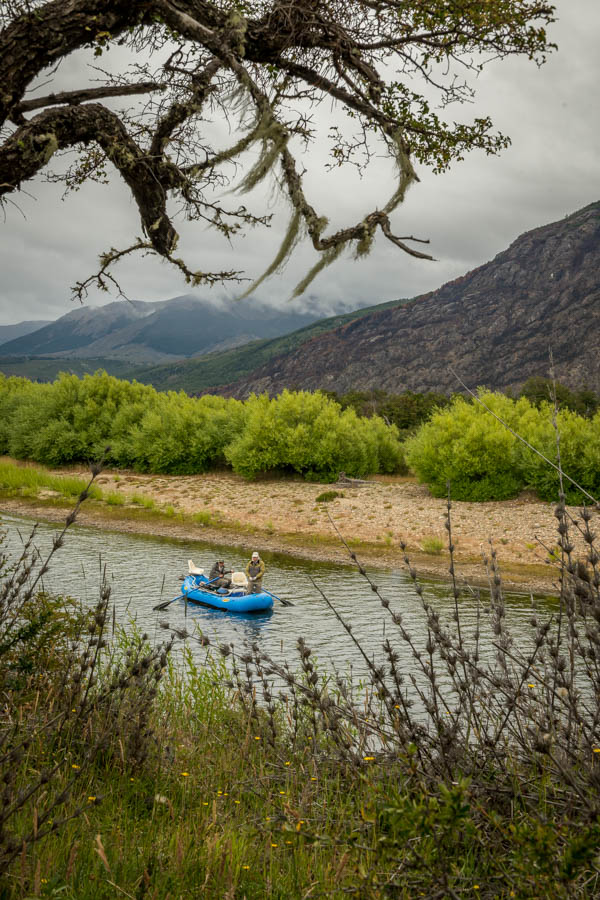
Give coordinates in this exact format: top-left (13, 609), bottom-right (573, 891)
top-left (0, 295), bottom-right (320, 364)
top-left (215, 202), bottom-right (600, 397)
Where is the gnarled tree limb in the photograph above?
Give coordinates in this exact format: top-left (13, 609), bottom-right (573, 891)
top-left (0, 0), bottom-right (556, 298)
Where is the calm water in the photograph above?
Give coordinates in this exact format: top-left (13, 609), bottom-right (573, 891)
top-left (1, 512), bottom-right (552, 681)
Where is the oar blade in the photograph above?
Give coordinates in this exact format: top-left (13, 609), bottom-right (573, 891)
top-left (263, 588), bottom-right (293, 607)
top-left (153, 593), bottom-right (184, 611)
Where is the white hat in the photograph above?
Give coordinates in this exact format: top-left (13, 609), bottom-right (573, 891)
top-left (252, 551), bottom-right (259, 558)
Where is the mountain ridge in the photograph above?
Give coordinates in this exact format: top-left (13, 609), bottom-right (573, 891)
top-left (0, 320), bottom-right (52, 345)
top-left (0, 295), bottom-right (322, 363)
top-left (210, 202), bottom-right (600, 397)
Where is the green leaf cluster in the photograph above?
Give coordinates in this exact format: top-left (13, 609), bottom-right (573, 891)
top-left (0, 373), bottom-right (405, 481)
top-left (225, 389), bottom-right (404, 481)
top-left (406, 390), bottom-right (600, 503)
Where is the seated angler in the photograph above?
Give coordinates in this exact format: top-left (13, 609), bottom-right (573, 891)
top-left (208, 559), bottom-right (232, 590)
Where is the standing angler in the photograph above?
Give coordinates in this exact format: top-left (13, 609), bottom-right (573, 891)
top-left (245, 551), bottom-right (265, 594)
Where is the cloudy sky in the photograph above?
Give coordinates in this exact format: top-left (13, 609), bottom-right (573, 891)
top-left (1, 0), bottom-right (599, 326)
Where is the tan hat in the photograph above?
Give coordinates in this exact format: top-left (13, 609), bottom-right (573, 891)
top-left (252, 551), bottom-right (259, 558)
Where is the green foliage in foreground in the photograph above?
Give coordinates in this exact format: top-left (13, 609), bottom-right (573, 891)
top-left (406, 390), bottom-right (600, 503)
top-left (3, 596), bottom-right (600, 898)
top-left (0, 372), bottom-right (405, 481)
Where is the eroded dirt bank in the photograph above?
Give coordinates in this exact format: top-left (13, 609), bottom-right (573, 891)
top-left (2, 466), bottom-right (594, 596)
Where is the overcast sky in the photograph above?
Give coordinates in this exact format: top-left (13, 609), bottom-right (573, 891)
top-left (1, 0), bottom-right (599, 326)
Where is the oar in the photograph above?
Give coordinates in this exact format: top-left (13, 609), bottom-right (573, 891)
top-left (153, 593), bottom-right (184, 612)
top-left (261, 587), bottom-right (294, 608)
top-left (153, 575), bottom-right (221, 611)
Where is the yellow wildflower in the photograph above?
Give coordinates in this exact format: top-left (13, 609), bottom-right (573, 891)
top-left (180, 772), bottom-right (190, 777)
top-left (363, 757), bottom-right (375, 761)
top-left (71, 764), bottom-right (80, 770)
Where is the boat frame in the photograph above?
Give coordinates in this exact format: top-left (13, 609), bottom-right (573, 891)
top-left (181, 574), bottom-right (274, 614)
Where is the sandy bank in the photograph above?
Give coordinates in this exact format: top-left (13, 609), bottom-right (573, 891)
top-left (2, 464), bottom-right (592, 596)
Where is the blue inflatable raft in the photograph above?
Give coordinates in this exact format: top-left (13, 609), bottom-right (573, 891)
top-left (181, 573), bottom-right (274, 614)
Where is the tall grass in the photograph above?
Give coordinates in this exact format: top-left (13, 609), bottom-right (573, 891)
top-left (0, 459), bottom-right (103, 501)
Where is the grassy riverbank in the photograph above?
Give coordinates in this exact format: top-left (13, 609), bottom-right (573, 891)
top-left (6, 640), bottom-right (600, 899)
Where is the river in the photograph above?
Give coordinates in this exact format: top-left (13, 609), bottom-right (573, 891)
top-left (1, 512), bottom-right (552, 683)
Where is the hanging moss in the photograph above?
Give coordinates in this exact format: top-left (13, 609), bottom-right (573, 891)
top-left (354, 222), bottom-right (376, 258)
top-left (237, 121), bottom-right (288, 193)
top-left (239, 208), bottom-right (303, 299)
top-left (382, 127), bottom-right (417, 215)
top-left (187, 106), bottom-right (269, 178)
top-left (291, 243), bottom-right (345, 299)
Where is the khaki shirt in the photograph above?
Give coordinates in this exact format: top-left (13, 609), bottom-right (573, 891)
top-left (245, 558), bottom-right (265, 580)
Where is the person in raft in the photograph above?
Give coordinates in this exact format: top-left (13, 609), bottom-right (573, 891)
top-left (245, 551), bottom-right (265, 594)
top-left (208, 559), bottom-right (232, 590)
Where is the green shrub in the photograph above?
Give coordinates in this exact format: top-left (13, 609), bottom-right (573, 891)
top-left (129, 392), bottom-right (245, 474)
top-left (130, 493), bottom-right (155, 509)
top-left (406, 390), bottom-right (600, 503)
top-left (316, 490), bottom-right (344, 503)
top-left (105, 490), bottom-right (125, 506)
top-left (226, 390), bottom-right (404, 481)
top-left (405, 392), bottom-right (527, 501)
top-left (515, 404), bottom-right (600, 503)
top-left (0, 375), bottom-right (405, 483)
top-left (421, 536), bottom-right (444, 555)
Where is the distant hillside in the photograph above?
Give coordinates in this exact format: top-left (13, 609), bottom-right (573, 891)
top-left (0, 356), bottom-right (143, 382)
top-left (0, 320), bottom-right (51, 346)
top-left (213, 202), bottom-right (600, 397)
top-left (128, 298), bottom-right (411, 392)
top-left (0, 295), bottom-right (321, 364)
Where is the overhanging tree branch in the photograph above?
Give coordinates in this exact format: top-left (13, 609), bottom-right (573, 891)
top-left (0, 0), bottom-right (557, 299)
top-left (10, 81), bottom-right (165, 124)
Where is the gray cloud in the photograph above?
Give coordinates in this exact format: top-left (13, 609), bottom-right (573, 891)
top-left (1, 0), bottom-right (598, 325)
